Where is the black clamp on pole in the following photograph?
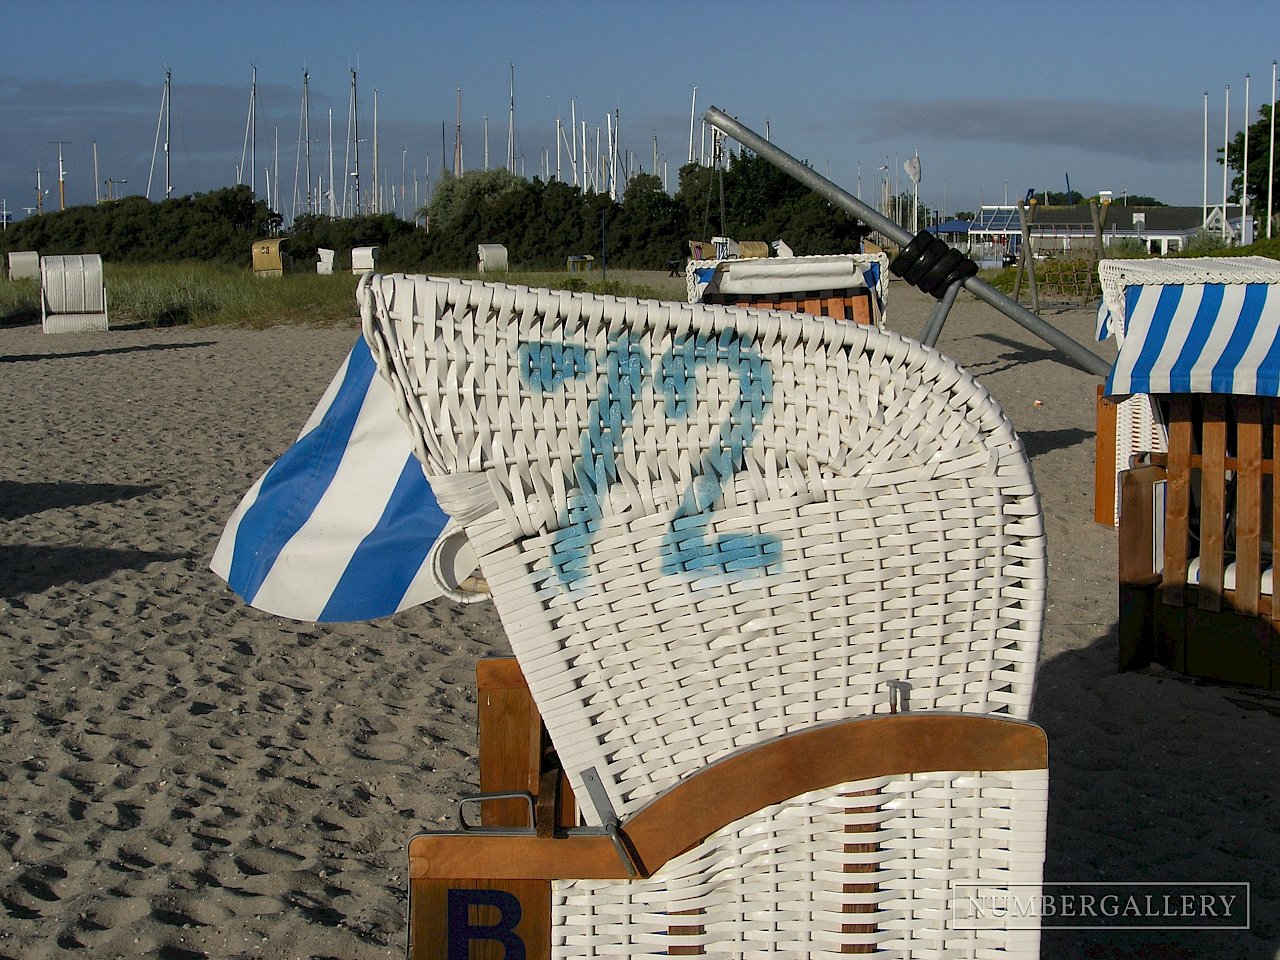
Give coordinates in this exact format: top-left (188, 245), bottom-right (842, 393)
top-left (889, 230), bottom-right (979, 300)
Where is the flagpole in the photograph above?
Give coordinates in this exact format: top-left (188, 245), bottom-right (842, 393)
top-left (1223, 84), bottom-right (1230, 242)
top-left (1203, 91), bottom-right (1209, 228)
top-left (911, 150), bottom-right (919, 233)
top-left (1243, 73), bottom-right (1250, 232)
top-left (1269, 60), bottom-right (1276, 239)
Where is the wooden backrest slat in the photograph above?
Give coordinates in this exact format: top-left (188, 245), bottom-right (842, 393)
top-left (1272, 399), bottom-right (1280, 629)
top-left (1197, 396), bottom-right (1227, 611)
top-left (1235, 396), bottom-right (1264, 614)
top-left (1162, 396), bottom-right (1193, 607)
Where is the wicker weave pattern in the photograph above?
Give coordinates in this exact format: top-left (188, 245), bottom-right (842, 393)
top-left (552, 768), bottom-right (1047, 958)
top-left (360, 275), bottom-right (1046, 823)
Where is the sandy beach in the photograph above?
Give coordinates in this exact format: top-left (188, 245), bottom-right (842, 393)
top-left (2, 278), bottom-right (1278, 959)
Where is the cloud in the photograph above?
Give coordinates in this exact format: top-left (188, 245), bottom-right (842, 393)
top-left (851, 98), bottom-right (1203, 164)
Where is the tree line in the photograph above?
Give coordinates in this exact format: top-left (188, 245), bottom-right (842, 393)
top-left (1, 155), bottom-right (868, 273)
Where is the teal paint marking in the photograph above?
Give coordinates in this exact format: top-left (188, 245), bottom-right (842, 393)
top-left (660, 330), bottom-right (779, 576)
top-left (518, 331), bottom-right (777, 585)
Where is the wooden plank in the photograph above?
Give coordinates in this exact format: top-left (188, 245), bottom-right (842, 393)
top-left (849, 291), bottom-right (873, 326)
top-left (476, 658), bottom-right (576, 832)
top-left (410, 714), bottom-right (1047, 882)
top-left (1118, 465), bottom-right (1165, 584)
top-left (1235, 396), bottom-right (1264, 615)
top-left (1094, 386), bottom-right (1119, 525)
top-left (1149, 452), bottom-right (1277, 474)
top-left (1162, 397), bottom-right (1193, 607)
top-left (803, 295), bottom-right (823, 317)
top-left (410, 878), bottom-right (550, 960)
top-left (1273, 396), bottom-right (1280, 636)
top-left (1198, 395), bottom-right (1227, 612)
top-left (477, 658), bottom-right (543, 828)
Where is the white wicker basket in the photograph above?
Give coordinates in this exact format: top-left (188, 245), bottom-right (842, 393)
top-left (554, 768), bottom-right (1047, 959)
top-left (360, 275), bottom-right (1046, 827)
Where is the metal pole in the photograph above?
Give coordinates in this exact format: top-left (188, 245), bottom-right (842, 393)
top-left (1243, 74), bottom-right (1251, 231)
top-left (920, 278), bottom-right (962, 347)
top-left (1269, 61), bottom-right (1276, 239)
top-left (1203, 91), bottom-right (1209, 228)
top-left (702, 106), bottom-right (1110, 377)
top-left (1223, 84), bottom-right (1230, 241)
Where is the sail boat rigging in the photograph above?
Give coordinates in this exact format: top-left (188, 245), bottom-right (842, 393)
top-left (146, 68), bottom-right (172, 200)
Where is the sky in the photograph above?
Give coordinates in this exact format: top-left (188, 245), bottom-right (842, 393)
top-left (1, 0), bottom-right (1278, 226)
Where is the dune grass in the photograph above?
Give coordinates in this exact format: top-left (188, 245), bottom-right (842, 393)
top-left (1, 263), bottom-right (687, 329)
top-left (0, 278), bottom-right (40, 325)
top-left (105, 264), bottom-right (364, 328)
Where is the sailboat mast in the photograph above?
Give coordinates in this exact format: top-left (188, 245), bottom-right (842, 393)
top-left (303, 70), bottom-right (312, 215)
top-left (351, 69), bottom-right (361, 215)
top-left (507, 62), bottom-right (515, 174)
top-left (250, 64), bottom-right (257, 195)
top-left (164, 69), bottom-right (172, 197)
top-left (328, 106), bottom-right (335, 216)
top-left (453, 87), bottom-right (463, 176)
top-left (372, 89), bottom-right (379, 214)
top-left (688, 86), bottom-right (697, 164)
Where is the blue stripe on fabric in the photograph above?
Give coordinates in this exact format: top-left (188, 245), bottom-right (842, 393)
top-left (225, 341), bottom-right (377, 604)
top-left (318, 455), bottom-right (448, 622)
top-left (1250, 287), bottom-right (1280, 397)
top-left (1210, 284), bottom-right (1269, 394)
top-left (1167, 284), bottom-right (1223, 394)
top-left (1112, 284), bottom-right (1182, 395)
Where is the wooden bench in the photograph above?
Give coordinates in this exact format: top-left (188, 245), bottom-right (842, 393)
top-left (1118, 394), bottom-right (1280, 688)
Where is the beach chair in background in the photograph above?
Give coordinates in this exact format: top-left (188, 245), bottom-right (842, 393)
top-left (359, 274), bottom-right (1049, 958)
top-left (352, 246), bottom-right (379, 275)
top-left (40, 254), bottom-right (108, 334)
top-left (251, 238), bottom-right (290, 277)
top-left (477, 243), bottom-right (509, 273)
top-left (7, 250), bottom-right (39, 281)
top-left (1107, 257), bottom-right (1280, 688)
top-left (686, 252), bottom-right (889, 327)
top-left (316, 247), bottom-right (335, 275)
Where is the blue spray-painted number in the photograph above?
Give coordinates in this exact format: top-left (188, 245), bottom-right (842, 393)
top-left (660, 330), bottom-right (779, 576)
top-left (518, 332), bottom-right (777, 585)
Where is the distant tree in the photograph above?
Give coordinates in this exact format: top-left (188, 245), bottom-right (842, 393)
top-left (420, 168), bottom-right (525, 234)
top-left (614, 174), bottom-right (685, 268)
top-left (0, 185), bottom-right (279, 264)
top-left (1223, 101), bottom-right (1279, 212)
top-left (1181, 229), bottom-right (1230, 255)
top-left (954, 211), bottom-right (975, 221)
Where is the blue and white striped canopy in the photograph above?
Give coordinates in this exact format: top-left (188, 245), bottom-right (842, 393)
top-left (1105, 282), bottom-right (1280, 398)
top-left (210, 338), bottom-right (449, 622)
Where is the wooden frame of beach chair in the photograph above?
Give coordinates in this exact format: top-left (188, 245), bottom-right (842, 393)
top-left (1118, 394), bottom-right (1280, 688)
top-left (409, 712), bottom-right (1047, 959)
top-left (1103, 257), bottom-right (1280, 689)
top-left (358, 274), bottom-right (1048, 957)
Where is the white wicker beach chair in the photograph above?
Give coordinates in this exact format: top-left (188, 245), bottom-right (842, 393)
top-left (359, 275), bottom-right (1047, 957)
top-left (40, 253), bottom-right (108, 333)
